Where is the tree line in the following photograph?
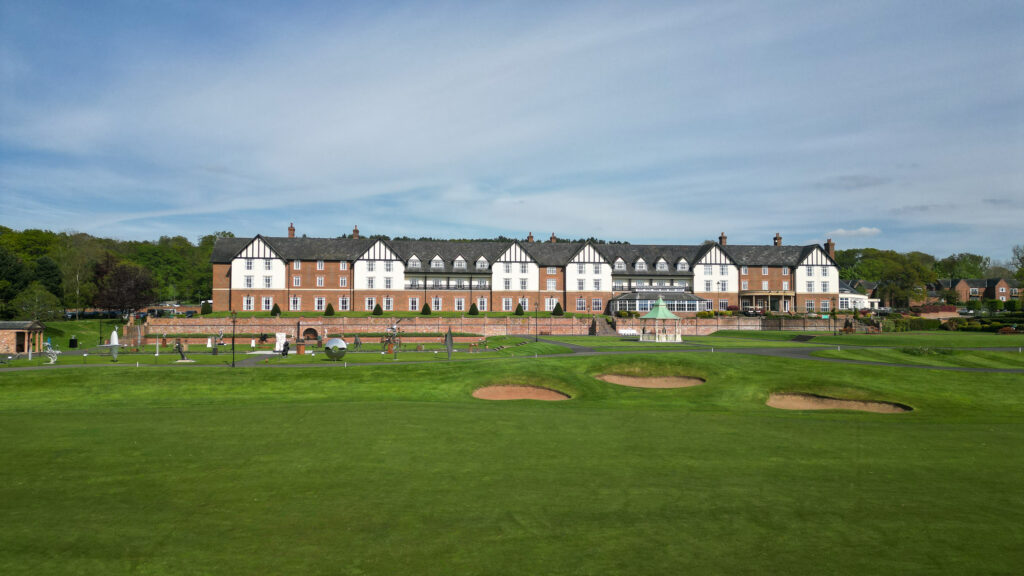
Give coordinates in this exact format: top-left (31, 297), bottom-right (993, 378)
top-left (0, 226), bottom-right (234, 320)
top-left (835, 246), bottom-right (1024, 307)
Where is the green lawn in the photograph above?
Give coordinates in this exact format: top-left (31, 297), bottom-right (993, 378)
top-left (813, 347), bottom-right (1024, 369)
top-left (712, 329), bottom-right (1024, 348)
top-left (1, 353), bottom-right (1022, 574)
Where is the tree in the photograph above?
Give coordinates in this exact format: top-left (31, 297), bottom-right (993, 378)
top-left (1012, 244), bottom-right (1024, 281)
top-left (935, 253), bottom-right (990, 279)
top-left (0, 243), bottom-right (30, 319)
top-left (200, 301), bottom-right (213, 315)
top-left (552, 302), bottom-right (564, 316)
top-left (33, 256), bottom-right (63, 299)
top-left (985, 299), bottom-right (1004, 314)
top-left (372, 303), bottom-right (383, 315)
top-left (467, 302), bottom-right (479, 315)
top-left (1004, 299), bottom-right (1019, 312)
top-left (271, 303), bottom-right (281, 316)
top-left (941, 289), bottom-right (959, 306)
top-left (54, 233), bottom-right (100, 318)
top-left (875, 254), bottom-right (936, 308)
top-left (514, 303), bottom-right (524, 316)
top-left (94, 262), bottom-right (157, 316)
top-left (10, 282), bottom-right (62, 321)
top-left (324, 302), bottom-right (335, 316)
top-left (420, 303), bottom-right (431, 315)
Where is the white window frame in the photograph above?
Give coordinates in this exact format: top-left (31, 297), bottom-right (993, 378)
top-left (820, 300), bottom-right (830, 312)
top-left (385, 261), bottom-right (393, 272)
top-left (477, 297), bottom-right (487, 311)
top-left (365, 297), bottom-right (376, 311)
top-left (782, 266), bottom-right (790, 276)
top-left (520, 279), bottom-right (528, 290)
top-left (338, 297), bottom-right (349, 311)
top-left (762, 266), bottom-right (769, 275)
top-left (243, 296), bottom-right (254, 311)
top-left (545, 297), bottom-right (557, 311)
top-left (293, 276), bottom-right (301, 287)
top-left (385, 277), bottom-right (392, 289)
top-left (339, 261), bottom-right (348, 270)
top-left (503, 278), bottom-right (511, 290)
top-left (503, 298), bottom-right (513, 311)
top-left (316, 260), bottom-right (324, 271)
top-left (762, 281), bottom-right (769, 290)
top-left (290, 296), bottom-right (301, 311)
top-left (409, 297), bottom-right (419, 311)
top-left (547, 279), bottom-right (556, 291)
top-left (593, 279), bottom-right (601, 291)
top-left (244, 275), bottom-right (253, 288)
top-left (367, 278), bottom-right (374, 289)
top-left (677, 261), bottom-right (688, 271)
top-left (315, 297), bottom-right (325, 311)
top-left (576, 298), bottom-right (586, 311)
top-left (806, 300), bottom-right (815, 313)
top-left (384, 297), bottom-right (393, 311)
top-left (264, 260), bottom-right (272, 271)
top-left (262, 297), bottom-right (273, 311)
top-left (657, 261), bottom-right (668, 271)
top-left (704, 280), bottom-right (712, 291)
top-left (504, 263), bottom-right (512, 274)
top-left (615, 260), bottom-right (626, 271)
top-left (741, 280), bottom-right (748, 290)
top-left (455, 298), bottom-right (465, 312)
top-left (293, 261), bottom-right (301, 270)
top-left (367, 261), bottom-right (375, 272)
top-left (339, 277), bottom-right (347, 288)
top-left (719, 265), bottom-right (728, 275)
top-left (519, 297), bottom-right (529, 310)
top-left (591, 298), bottom-right (602, 312)
top-left (821, 282), bottom-right (829, 293)
top-left (636, 260), bottom-right (647, 271)
top-left (782, 281), bottom-right (789, 291)
top-left (719, 299), bottom-right (728, 311)
top-left (548, 267), bottom-right (558, 275)
top-left (264, 276), bottom-right (272, 289)
top-left (806, 281), bottom-right (814, 293)
top-left (740, 266), bottom-right (748, 275)
top-left (316, 276), bottom-right (324, 287)
top-left (245, 259), bottom-right (253, 271)
top-left (432, 296), bottom-right (442, 311)
top-left (520, 263), bottom-right (528, 274)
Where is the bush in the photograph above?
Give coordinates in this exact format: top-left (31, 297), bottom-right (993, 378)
top-left (965, 300), bottom-right (982, 311)
top-left (372, 304), bottom-right (383, 316)
top-left (727, 305), bottom-right (739, 311)
top-left (696, 311), bottom-right (715, 319)
top-left (324, 303), bottom-right (335, 316)
top-left (514, 303), bottom-right (524, 316)
top-left (985, 299), bottom-right (1004, 314)
top-left (420, 303), bottom-right (431, 315)
top-left (270, 303), bottom-right (281, 316)
top-left (200, 301), bottom-right (212, 315)
top-left (1004, 300), bottom-right (1020, 312)
top-left (552, 302), bottom-right (564, 316)
top-left (468, 303), bottom-right (479, 316)
top-left (616, 310), bottom-right (630, 318)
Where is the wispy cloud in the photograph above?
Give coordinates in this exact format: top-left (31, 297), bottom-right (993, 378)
top-left (828, 227), bottom-right (882, 238)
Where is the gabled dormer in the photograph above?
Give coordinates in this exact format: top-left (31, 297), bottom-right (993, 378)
top-left (476, 257), bottom-right (489, 270)
top-left (655, 258), bottom-right (668, 271)
top-left (613, 258), bottom-right (626, 272)
top-left (430, 255), bottom-right (445, 270)
top-left (634, 258), bottom-right (647, 272)
top-left (407, 255), bottom-right (421, 270)
top-left (453, 256), bottom-right (467, 271)
top-left (676, 258), bottom-right (689, 272)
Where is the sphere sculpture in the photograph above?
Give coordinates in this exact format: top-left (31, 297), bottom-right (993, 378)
top-left (323, 338), bottom-right (348, 361)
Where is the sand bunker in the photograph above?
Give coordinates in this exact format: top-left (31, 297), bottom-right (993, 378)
top-left (472, 386), bottom-right (570, 401)
top-left (767, 393), bottom-right (911, 414)
top-left (596, 374), bottom-right (705, 389)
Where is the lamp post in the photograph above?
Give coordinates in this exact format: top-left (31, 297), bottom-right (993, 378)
top-left (230, 311), bottom-right (237, 367)
top-left (535, 302), bottom-right (539, 342)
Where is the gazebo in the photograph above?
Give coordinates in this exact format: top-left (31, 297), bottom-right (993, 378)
top-left (0, 320), bottom-right (46, 355)
top-left (639, 297), bottom-right (682, 342)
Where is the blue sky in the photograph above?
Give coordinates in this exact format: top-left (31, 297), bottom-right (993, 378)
top-left (1, 1), bottom-right (1021, 260)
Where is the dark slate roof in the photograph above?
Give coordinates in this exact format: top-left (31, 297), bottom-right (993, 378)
top-left (722, 244), bottom-right (830, 266)
top-left (520, 242), bottom-right (586, 267)
top-left (838, 280), bottom-right (857, 294)
top-left (0, 320), bottom-right (45, 330)
top-left (964, 279), bottom-right (988, 288)
top-left (210, 236), bottom-right (374, 263)
top-left (596, 244), bottom-right (706, 275)
top-left (390, 240), bottom-right (511, 273)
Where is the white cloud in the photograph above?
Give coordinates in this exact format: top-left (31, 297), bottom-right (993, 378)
top-left (828, 227), bottom-right (882, 238)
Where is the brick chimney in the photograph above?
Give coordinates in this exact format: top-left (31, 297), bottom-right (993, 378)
top-left (288, 222), bottom-right (295, 238)
top-left (527, 232), bottom-right (534, 242)
top-left (718, 232), bottom-right (727, 245)
top-left (352, 225), bottom-right (360, 239)
top-left (550, 233), bottom-right (557, 243)
top-left (773, 233), bottom-right (782, 246)
top-left (825, 238), bottom-right (835, 260)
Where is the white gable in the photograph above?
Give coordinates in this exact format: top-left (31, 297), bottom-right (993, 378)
top-left (235, 236), bottom-right (280, 260)
top-left (569, 244), bottom-right (607, 264)
top-left (496, 243), bottom-right (534, 263)
top-left (360, 240), bottom-right (399, 261)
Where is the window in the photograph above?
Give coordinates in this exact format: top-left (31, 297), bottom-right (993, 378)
top-left (970, 288), bottom-right (979, 295)
top-left (577, 279), bottom-right (585, 291)
top-left (593, 279), bottom-right (601, 291)
top-left (477, 298), bottom-right (487, 311)
top-left (477, 259), bottom-right (488, 270)
top-left (365, 297), bottom-right (376, 311)
top-left (408, 258), bottom-right (420, 269)
top-left (820, 266), bottom-right (828, 276)
top-left (504, 263), bottom-right (512, 273)
top-left (385, 261), bottom-right (393, 272)
top-left (503, 298), bottom-right (513, 311)
top-left (592, 298), bottom-right (602, 312)
top-left (545, 298), bottom-right (556, 311)
top-left (839, 297), bottom-right (850, 309)
top-left (244, 275), bottom-right (253, 288)
top-left (315, 297), bottom-right (325, 311)
top-left (657, 261), bottom-right (668, 271)
top-left (613, 282), bottom-right (625, 291)
top-left (520, 279), bottom-right (527, 290)
top-left (615, 260), bottom-right (626, 271)
top-left (999, 287), bottom-right (1006, 293)
top-left (290, 296), bottom-right (301, 311)
top-left (704, 265), bottom-right (712, 275)
top-left (384, 297), bottom-right (393, 311)
top-left (576, 298), bottom-right (586, 311)
top-left (245, 259), bottom-right (253, 270)
top-left (806, 267), bottom-right (814, 277)
top-left (820, 300), bottom-right (830, 312)
top-left (503, 278), bottom-right (511, 290)
top-left (821, 282), bottom-right (829, 293)
top-left (316, 276), bottom-right (324, 287)
top-left (635, 280), bottom-right (645, 287)
top-left (704, 280), bottom-right (712, 291)
top-left (409, 297), bottom-right (419, 311)
top-left (339, 277), bottom-right (347, 288)
top-left (762, 281), bottom-right (769, 290)
top-left (293, 276), bottom-right (301, 287)
top-left (720, 265), bottom-right (728, 275)
top-left (519, 297), bottom-right (529, 310)
top-left (338, 297), bottom-right (349, 311)
top-left (548, 267), bottom-right (558, 275)
top-left (545, 279), bottom-right (556, 291)
top-left (636, 260), bottom-right (647, 271)
top-left (455, 298), bottom-right (465, 311)
top-left (243, 296), bottom-right (254, 311)
top-left (293, 261), bottom-right (301, 270)
top-left (264, 276), bottom-right (272, 288)
top-left (316, 260), bottom-right (324, 270)
top-left (432, 296), bottom-right (442, 311)
top-left (762, 266), bottom-right (769, 275)
top-left (430, 258), bottom-right (444, 270)
top-left (590, 263), bottom-right (598, 274)
top-left (454, 260), bottom-right (466, 270)
top-left (520, 263), bottom-right (528, 274)
top-left (367, 261), bottom-right (375, 272)
top-left (385, 277), bottom-right (392, 290)
top-left (741, 280), bottom-right (749, 290)
top-left (741, 266), bottom-right (748, 275)
top-left (718, 280), bottom-right (728, 292)
top-left (806, 300), bottom-right (815, 313)
top-left (782, 266), bottom-right (789, 276)
top-left (339, 261), bottom-right (348, 270)
top-left (367, 278), bottom-right (374, 289)
top-left (677, 261), bottom-right (688, 271)
top-left (782, 281), bottom-right (789, 291)
top-left (264, 260), bottom-right (272, 271)
top-left (432, 279), bottom-right (444, 289)
top-left (719, 299), bottom-right (728, 311)
top-left (806, 281), bottom-right (814, 293)
top-left (577, 263), bottom-right (585, 274)
top-left (262, 297), bottom-right (273, 311)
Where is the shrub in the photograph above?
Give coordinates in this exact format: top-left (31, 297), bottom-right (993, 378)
top-left (1004, 300), bottom-right (1020, 312)
top-left (696, 311), bottom-right (715, 319)
top-left (985, 299), bottom-right (1004, 314)
top-left (616, 310), bottom-right (630, 318)
top-left (468, 303), bottom-right (479, 316)
top-left (270, 303), bottom-right (281, 316)
top-left (324, 303), bottom-right (335, 316)
top-left (372, 304), bottom-right (383, 316)
top-left (200, 301), bottom-right (212, 315)
top-left (965, 300), bottom-right (982, 311)
top-left (420, 303), bottom-right (431, 315)
top-left (727, 305), bottom-right (739, 311)
top-left (514, 303), bottom-right (524, 316)
top-left (552, 302), bottom-right (564, 316)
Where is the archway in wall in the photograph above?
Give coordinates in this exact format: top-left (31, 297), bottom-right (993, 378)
top-left (302, 328), bottom-right (319, 341)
